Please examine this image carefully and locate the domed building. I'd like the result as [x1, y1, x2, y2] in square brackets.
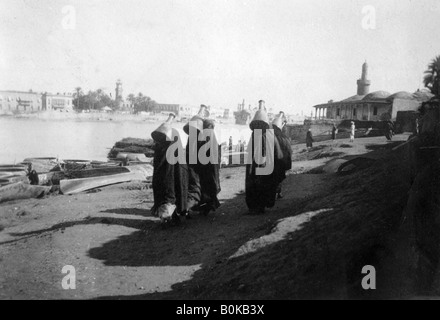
[313, 62, 434, 121]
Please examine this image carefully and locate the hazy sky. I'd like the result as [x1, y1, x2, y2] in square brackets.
[1, 0, 440, 114]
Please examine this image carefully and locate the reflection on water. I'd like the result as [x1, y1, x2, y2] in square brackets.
[0, 118, 252, 164]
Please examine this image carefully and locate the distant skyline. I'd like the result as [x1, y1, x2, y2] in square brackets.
[1, 0, 440, 114]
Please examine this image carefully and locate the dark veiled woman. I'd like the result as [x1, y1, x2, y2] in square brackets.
[151, 114, 189, 225]
[245, 100, 283, 214]
[272, 112, 292, 199]
[185, 106, 221, 216]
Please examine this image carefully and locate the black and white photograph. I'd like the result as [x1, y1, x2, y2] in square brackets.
[1, 0, 440, 304]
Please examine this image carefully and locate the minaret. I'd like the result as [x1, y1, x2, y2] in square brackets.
[115, 79, 123, 100]
[115, 79, 123, 108]
[357, 61, 371, 96]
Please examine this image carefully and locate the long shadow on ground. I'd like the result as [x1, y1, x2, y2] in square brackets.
[87, 189, 296, 268]
[9, 145, 414, 299]
[92, 146, 414, 300]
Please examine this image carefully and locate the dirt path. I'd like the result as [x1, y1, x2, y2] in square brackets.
[0, 134, 410, 299]
[0, 164, 329, 299]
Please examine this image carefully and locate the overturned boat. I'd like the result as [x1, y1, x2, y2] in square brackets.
[59, 164, 153, 195]
[0, 182, 51, 203]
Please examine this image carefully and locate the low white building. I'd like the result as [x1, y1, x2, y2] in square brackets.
[42, 92, 74, 112]
[0, 90, 74, 114]
[0, 90, 42, 113]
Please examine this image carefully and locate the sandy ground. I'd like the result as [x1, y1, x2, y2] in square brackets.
[0, 134, 414, 300]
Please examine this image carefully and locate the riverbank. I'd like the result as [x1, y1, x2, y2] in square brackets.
[1, 111, 170, 123]
[0, 111, 237, 125]
[0, 134, 424, 299]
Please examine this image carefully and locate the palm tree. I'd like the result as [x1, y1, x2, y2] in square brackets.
[127, 93, 135, 107]
[74, 87, 83, 110]
[423, 55, 440, 97]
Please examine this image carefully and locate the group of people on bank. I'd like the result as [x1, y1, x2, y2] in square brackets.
[149, 100, 292, 225]
[150, 104, 220, 225]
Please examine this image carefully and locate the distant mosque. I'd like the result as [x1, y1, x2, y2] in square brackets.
[313, 61, 434, 121]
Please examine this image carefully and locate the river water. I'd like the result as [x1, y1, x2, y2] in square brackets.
[0, 117, 252, 164]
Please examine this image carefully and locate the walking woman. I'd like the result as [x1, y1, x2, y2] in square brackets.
[332, 123, 338, 141]
[272, 112, 292, 199]
[245, 100, 282, 215]
[185, 105, 221, 216]
[350, 121, 356, 143]
[306, 129, 314, 150]
[151, 113, 189, 226]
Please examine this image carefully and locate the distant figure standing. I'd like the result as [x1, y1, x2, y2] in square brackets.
[385, 120, 394, 141]
[121, 156, 130, 167]
[415, 118, 420, 135]
[236, 140, 242, 152]
[229, 136, 233, 165]
[350, 121, 356, 143]
[306, 129, 314, 150]
[239, 140, 245, 164]
[272, 112, 292, 200]
[332, 124, 337, 141]
[27, 163, 39, 186]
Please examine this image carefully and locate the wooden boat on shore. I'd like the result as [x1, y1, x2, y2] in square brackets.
[0, 164, 29, 186]
[1, 175, 29, 185]
[0, 164, 58, 186]
[60, 171, 145, 195]
[0, 168, 27, 172]
[0, 182, 51, 203]
[0, 165, 27, 170]
[64, 166, 131, 179]
[59, 164, 153, 195]
[90, 160, 120, 168]
[0, 167, 27, 181]
[0, 169, 27, 178]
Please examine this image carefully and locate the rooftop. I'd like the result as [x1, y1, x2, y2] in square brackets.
[315, 90, 435, 108]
